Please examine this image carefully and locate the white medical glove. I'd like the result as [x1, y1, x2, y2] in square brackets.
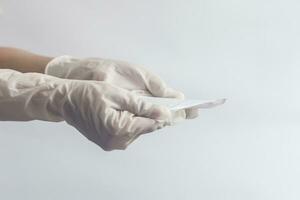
[45, 56, 199, 119]
[0, 69, 172, 151]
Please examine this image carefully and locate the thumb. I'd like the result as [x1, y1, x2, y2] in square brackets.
[122, 93, 173, 123]
[144, 74, 185, 99]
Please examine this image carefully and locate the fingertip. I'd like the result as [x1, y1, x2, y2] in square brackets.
[129, 117, 167, 140]
[185, 108, 199, 119]
[149, 105, 172, 122]
[130, 96, 172, 124]
[164, 88, 185, 100]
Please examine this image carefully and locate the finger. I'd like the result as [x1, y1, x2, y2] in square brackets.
[162, 87, 185, 100]
[185, 108, 199, 119]
[130, 89, 152, 97]
[122, 116, 166, 147]
[105, 109, 166, 150]
[144, 73, 185, 99]
[114, 61, 184, 99]
[89, 82, 171, 122]
[124, 115, 165, 138]
[171, 108, 199, 122]
[120, 93, 173, 122]
[170, 109, 186, 124]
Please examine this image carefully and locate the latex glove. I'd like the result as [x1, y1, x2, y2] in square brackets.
[0, 69, 171, 151]
[45, 56, 199, 119]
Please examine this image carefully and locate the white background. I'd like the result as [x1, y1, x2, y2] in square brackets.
[1, 0, 300, 199]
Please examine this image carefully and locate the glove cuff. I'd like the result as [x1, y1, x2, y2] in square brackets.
[44, 55, 75, 78]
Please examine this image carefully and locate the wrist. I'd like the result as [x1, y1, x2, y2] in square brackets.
[33, 55, 54, 74]
[44, 55, 76, 77]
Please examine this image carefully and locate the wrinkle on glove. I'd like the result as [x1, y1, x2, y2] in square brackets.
[45, 56, 199, 120]
[0, 69, 172, 151]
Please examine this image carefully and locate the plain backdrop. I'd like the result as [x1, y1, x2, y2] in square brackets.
[0, 0, 300, 199]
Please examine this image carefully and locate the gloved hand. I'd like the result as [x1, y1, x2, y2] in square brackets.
[0, 69, 172, 151]
[45, 56, 199, 119]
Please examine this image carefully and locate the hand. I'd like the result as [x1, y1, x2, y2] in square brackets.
[45, 56, 184, 98]
[59, 80, 172, 150]
[0, 70, 172, 151]
[45, 56, 199, 119]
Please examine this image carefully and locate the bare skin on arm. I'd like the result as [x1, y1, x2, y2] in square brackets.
[0, 47, 52, 73]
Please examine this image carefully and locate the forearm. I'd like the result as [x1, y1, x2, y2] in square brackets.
[0, 47, 53, 73]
